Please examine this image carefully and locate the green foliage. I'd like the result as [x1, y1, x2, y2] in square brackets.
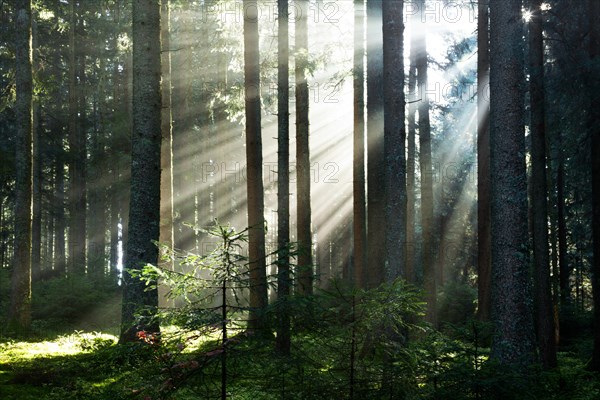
[437, 281, 477, 328]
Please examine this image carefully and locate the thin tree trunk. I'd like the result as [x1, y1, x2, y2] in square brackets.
[406, 18, 417, 285]
[120, 0, 162, 343]
[68, 0, 87, 275]
[366, 0, 385, 287]
[54, 143, 66, 276]
[159, 0, 174, 274]
[588, 0, 600, 372]
[353, 0, 367, 288]
[295, 0, 313, 295]
[243, 0, 268, 332]
[9, 0, 33, 332]
[414, 0, 436, 325]
[529, 0, 557, 368]
[477, 0, 491, 322]
[276, 0, 291, 355]
[31, 15, 42, 280]
[382, 0, 406, 281]
[489, 0, 535, 366]
[557, 133, 569, 303]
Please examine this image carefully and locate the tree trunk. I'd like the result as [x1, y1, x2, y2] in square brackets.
[295, 0, 313, 295]
[529, 0, 557, 368]
[9, 0, 33, 333]
[120, 0, 162, 343]
[406, 16, 417, 285]
[477, 0, 492, 322]
[489, 0, 535, 366]
[159, 0, 174, 274]
[243, 0, 268, 332]
[68, 0, 87, 275]
[353, 0, 367, 288]
[382, 0, 406, 281]
[557, 132, 569, 303]
[276, 0, 291, 355]
[54, 141, 66, 276]
[366, 0, 385, 287]
[414, 0, 436, 325]
[588, 0, 600, 372]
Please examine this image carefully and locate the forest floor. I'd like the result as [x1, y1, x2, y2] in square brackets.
[1, 327, 600, 400]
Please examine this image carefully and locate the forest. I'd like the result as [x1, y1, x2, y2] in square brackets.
[1, 0, 599, 399]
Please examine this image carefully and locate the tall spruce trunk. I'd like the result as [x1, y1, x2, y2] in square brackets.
[68, 0, 87, 275]
[9, 0, 33, 332]
[489, 0, 535, 366]
[243, 0, 268, 332]
[406, 17, 417, 285]
[159, 0, 174, 273]
[353, 0, 367, 288]
[588, 0, 600, 372]
[477, 0, 491, 321]
[382, 0, 406, 281]
[295, 0, 313, 295]
[414, 0, 436, 324]
[366, 0, 385, 287]
[120, 0, 162, 342]
[276, 0, 291, 354]
[529, 0, 557, 369]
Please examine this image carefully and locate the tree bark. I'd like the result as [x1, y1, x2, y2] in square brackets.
[588, 0, 600, 372]
[243, 0, 268, 332]
[9, 0, 33, 333]
[295, 0, 313, 295]
[276, 0, 291, 355]
[477, 0, 491, 321]
[382, 0, 406, 281]
[489, 0, 535, 366]
[366, 0, 385, 287]
[406, 14, 417, 285]
[120, 0, 162, 343]
[353, 0, 367, 288]
[159, 0, 174, 274]
[529, 0, 557, 368]
[414, 0, 436, 325]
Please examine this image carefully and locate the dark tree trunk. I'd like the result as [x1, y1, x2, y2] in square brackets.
[276, 0, 291, 355]
[9, 0, 33, 332]
[382, 0, 406, 281]
[415, 0, 436, 324]
[366, 0, 385, 287]
[54, 141, 66, 276]
[353, 0, 367, 288]
[477, 0, 491, 322]
[588, 0, 600, 372]
[159, 0, 174, 273]
[406, 18, 417, 285]
[120, 0, 162, 343]
[557, 132, 569, 303]
[295, 0, 313, 295]
[243, 0, 268, 332]
[529, 0, 557, 369]
[489, 0, 535, 366]
[68, 0, 87, 275]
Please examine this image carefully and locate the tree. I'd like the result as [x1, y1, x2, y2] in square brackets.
[382, 0, 405, 280]
[414, 0, 436, 324]
[366, 0, 384, 287]
[489, 0, 535, 366]
[243, 0, 268, 332]
[406, 12, 417, 285]
[120, 0, 162, 343]
[160, 0, 174, 273]
[276, 0, 291, 354]
[8, 0, 33, 332]
[529, 0, 557, 369]
[295, 0, 312, 295]
[588, 0, 600, 372]
[477, 0, 491, 322]
[353, 0, 366, 288]
[68, 0, 87, 275]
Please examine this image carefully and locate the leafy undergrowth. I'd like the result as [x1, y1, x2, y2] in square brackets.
[1, 327, 599, 400]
